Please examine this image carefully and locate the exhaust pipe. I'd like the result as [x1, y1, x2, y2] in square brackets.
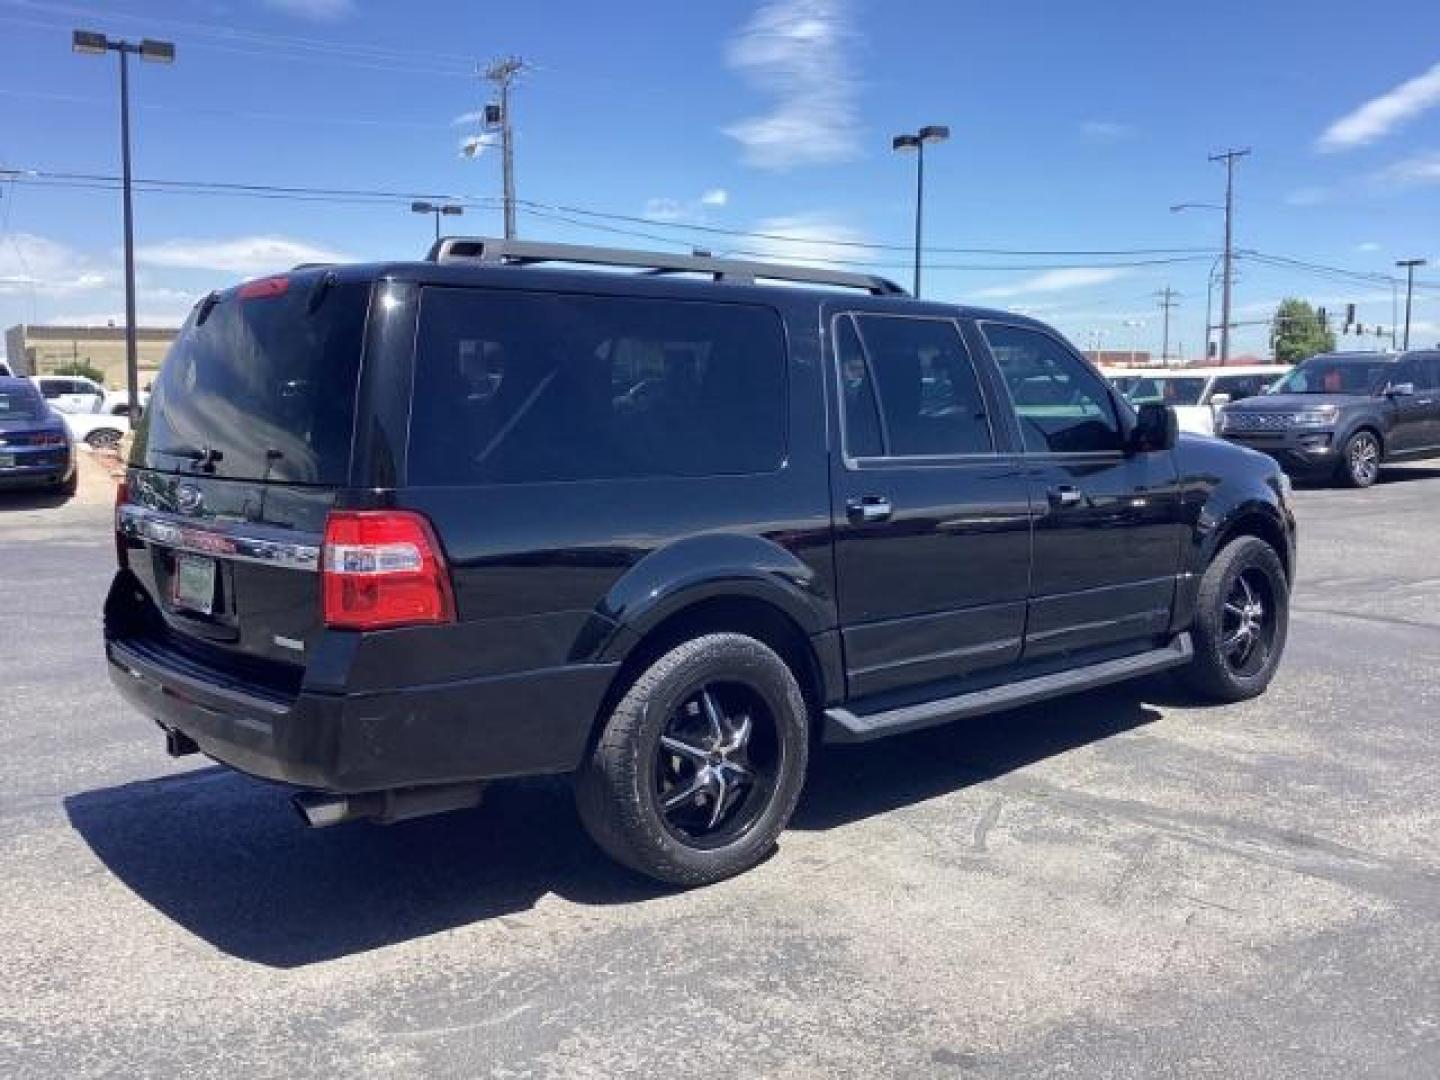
[292, 782, 485, 829]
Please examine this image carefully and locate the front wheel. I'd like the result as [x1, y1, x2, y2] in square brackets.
[1337, 429, 1381, 488]
[1179, 536, 1289, 702]
[575, 633, 809, 886]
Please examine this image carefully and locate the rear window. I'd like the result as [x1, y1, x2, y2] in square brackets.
[0, 384, 46, 419]
[407, 288, 787, 485]
[133, 277, 369, 484]
[1126, 376, 1207, 406]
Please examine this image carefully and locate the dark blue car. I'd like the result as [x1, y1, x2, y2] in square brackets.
[0, 376, 77, 495]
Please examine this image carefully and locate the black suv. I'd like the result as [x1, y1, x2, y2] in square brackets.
[1219, 350, 1440, 487]
[104, 239, 1296, 885]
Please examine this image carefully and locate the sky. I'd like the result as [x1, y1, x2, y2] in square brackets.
[1, 0, 1439, 362]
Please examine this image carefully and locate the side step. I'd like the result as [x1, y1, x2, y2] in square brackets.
[824, 634, 1192, 744]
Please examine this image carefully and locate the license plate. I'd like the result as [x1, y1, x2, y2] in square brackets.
[0, 453, 14, 468]
[173, 554, 217, 615]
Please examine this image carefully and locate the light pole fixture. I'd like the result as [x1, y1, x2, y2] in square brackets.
[892, 124, 949, 297]
[73, 29, 174, 424]
[412, 201, 464, 242]
[1396, 258, 1427, 350]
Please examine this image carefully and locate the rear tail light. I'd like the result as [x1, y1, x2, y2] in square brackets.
[321, 510, 455, 630]
[238, 275, 290, 300]
[114, 478, 129, 570]
[34, 432, 66, 446]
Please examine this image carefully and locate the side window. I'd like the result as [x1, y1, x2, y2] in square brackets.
[847, 315, 993, 457]
[836, 316, 883, 458]
[38, 380, 61, 399]
[1213, 375, 1265, 401]
[982, 323, 1123, 454]
[1415, 355, 1440, 390]
[407, 289, 787, 485]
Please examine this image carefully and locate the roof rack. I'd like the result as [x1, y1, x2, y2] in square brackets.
[424, 236, 906, 296]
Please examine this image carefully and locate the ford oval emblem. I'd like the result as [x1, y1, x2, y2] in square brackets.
[176, 483, 204, 515]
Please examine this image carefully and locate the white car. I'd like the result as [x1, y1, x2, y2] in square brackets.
[1106, 365, 1290, 436]
[61, 410, 129, 450]
[32, 375, 107, 415]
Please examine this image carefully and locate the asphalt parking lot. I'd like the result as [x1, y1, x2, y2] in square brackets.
[1, 460, 1437, 1079]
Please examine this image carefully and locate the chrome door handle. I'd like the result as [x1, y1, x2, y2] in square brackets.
[846, 496, 893, 523]
[1049, 485, 1083, 508]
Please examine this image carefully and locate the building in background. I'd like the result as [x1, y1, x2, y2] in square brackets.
[3, 323, 178, 388]
[1083, 349, 1155, 368]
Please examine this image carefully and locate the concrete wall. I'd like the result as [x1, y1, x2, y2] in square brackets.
[3, 325, 178, 388]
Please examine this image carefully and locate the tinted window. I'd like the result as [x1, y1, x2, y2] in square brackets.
[1412, 355, 1440, 389]
[0, 384, 46, 420]
[1271, 358, 1393, 395]
[1212, 374, 1272, 401]
[408, 289, 786, 485]
[134, 276, 370, 484]
[984, 323, 1122, 454]
[37, 381, 62, 399]
[843, 315, 992, 457]
[1127, 376, 1207, 406]
[836, 316, 883, 458]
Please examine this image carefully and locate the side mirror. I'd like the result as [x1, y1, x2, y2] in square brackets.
[1209, 392, 1232, 408]
[1130, 401, 1178, 454]
[1386, 382, 1415, 398]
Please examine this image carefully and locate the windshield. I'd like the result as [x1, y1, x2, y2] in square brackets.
[1271, 358, 1395, 396]
[133, 276, 369, 484]
[1125, 376, 1208, 406]
[0, 385, 47, 421]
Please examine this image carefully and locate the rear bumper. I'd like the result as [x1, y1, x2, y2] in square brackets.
[0, 460, 73, 489]
[107, 637, 618, 793]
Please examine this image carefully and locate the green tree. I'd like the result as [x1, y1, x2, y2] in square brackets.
[1271, 298, 1335, 364]
[50, 360, 107, 384]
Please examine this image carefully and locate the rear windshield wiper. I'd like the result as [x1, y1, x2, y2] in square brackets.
[153, 443, 224, 470]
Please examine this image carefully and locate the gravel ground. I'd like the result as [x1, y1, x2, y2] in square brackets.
[1, 458, 1437, 1079]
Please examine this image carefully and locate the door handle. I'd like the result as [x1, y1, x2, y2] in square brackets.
[846, 495, 893, 523]
[1049, 485, 1083, 509]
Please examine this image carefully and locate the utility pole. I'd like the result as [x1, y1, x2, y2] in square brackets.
[1155, 287, 1180, 365]
[1209, 148, 1250, 365]
[1396, 258, 1427, 350]
[484, 56, 526, 239]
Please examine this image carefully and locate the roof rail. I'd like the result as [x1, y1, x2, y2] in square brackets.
[424, 236, 906, 296]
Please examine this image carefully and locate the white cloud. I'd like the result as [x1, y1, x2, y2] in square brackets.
[1079, 120, 1135, 143]
[1355, 241, 1382, 253]
[0, 234, 108, 296]
[643, 189, 731, 223]
[262, 0, 355, 21]
[1369, 150, 1440, 190]
[742, 213, 866, 267]
[973, 267, 1130, 301]
[136, 236, 350, 276]
[1317, 61, 1440, 152]
[643, 198, 687, 223]
[699, 188, 729, 207]
[724, 0, 860, 170]
[453, 110, 487, 126]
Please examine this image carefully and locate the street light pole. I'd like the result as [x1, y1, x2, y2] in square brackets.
[1396, 258, 1427, 350]
[411, 201, 463, 243]
[892, 125, 949, 297]
[73, 30, 173, 425]
[1209, 148, 1250, 364]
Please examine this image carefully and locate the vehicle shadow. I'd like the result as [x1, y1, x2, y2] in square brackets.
[65, 679, 1173, 969]
[1379, 465, 1440, 484]
[0, 487, 72, 511]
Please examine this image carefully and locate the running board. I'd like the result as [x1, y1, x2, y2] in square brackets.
[824, 634, 1193, 744]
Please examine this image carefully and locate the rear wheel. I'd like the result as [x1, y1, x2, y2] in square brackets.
[575, 633, 809, 886]
[84, 428, 123, 451]
[1337, 429, 1381, 488]
[55, 469, 78, 498]
[1179, 536, 1289, 702]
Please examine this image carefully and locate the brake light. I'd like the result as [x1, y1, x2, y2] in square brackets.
[114, 478, 129, 570]
[34, 432, 66, 446]
[238, 275, 289, 300]
[321, 511, 455, 630]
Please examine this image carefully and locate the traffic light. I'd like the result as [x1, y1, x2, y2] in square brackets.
[1345, 303, 1356, 327]
[1317, 307, 1327, 328]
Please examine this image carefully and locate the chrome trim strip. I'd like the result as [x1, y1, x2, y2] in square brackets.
[118, 504, 321, 572]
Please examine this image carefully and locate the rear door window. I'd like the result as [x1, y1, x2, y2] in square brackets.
[134, 275, 370, 485]
[407, 288, 787, 485]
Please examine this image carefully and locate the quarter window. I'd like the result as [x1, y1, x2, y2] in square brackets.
[983, 323, 1123, 454]
[408, 289, 787, 485]
[838, 314, 993, 458]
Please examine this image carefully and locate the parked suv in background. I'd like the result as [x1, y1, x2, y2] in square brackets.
[104, 239, 1297, 885]
[31, 374, 106, 415]
[1219, 350, 1440, 487]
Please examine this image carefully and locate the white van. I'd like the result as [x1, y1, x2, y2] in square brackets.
[1107, 366, 1290, 436]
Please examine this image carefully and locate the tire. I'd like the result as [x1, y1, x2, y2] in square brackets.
[1178, 536, 1289, 702]
[56, 469, 78, 498]
[1336, 429, 1381, 488]
[84, 429, 123, 451]
[575, 633, 809, 886]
